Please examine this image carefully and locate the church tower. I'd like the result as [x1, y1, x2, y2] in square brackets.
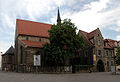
[57, 8, 61, 24]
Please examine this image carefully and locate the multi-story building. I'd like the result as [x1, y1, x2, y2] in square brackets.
[79, 28, 116, 72]
[78, 28, 120, 72]
[104, 39, 115, 71]
[104, 39, 120, 71]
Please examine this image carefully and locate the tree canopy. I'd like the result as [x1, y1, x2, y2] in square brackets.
[115, 47, 120, 65]
[43, 19, 84, 66]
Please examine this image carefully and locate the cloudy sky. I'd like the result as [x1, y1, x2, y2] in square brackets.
[0, 0, 120, 53]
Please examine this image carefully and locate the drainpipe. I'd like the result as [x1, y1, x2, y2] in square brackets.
[114, 55, 116, 75]
[113, 47, 116, 75]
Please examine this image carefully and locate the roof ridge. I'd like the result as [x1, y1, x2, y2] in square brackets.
[17, 19, 51, 37]
[104, 39, 116, 41]
[4, 46, 14, 54]
[79, 30, 88, 33]
[88, 28, 97, 34]
[17, 19, 52, 26]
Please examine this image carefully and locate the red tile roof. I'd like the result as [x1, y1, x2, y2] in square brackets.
[79, 29, 98, 46]
[22, 40, 46, 48]
[17, 19, 52, 37]
[87, 29, 97, 39]
[79, 30, 88, 39]
[104, 39, 120, 48]
[104, 39, 115, 42]
[79, 29, 97, 39]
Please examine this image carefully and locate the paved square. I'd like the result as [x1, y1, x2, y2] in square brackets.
[0, 71, 120, 82]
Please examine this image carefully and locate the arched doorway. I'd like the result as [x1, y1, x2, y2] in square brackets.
[97, 60, 104, 72]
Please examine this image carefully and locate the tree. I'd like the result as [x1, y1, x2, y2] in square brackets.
[115, 47, 120, 65]
[43, 19, 84, 66]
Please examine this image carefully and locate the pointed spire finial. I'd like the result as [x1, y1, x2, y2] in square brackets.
[57, 7, 61, 24]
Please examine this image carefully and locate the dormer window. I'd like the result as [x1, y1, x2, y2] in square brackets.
[90, 38, 94, 44]
[105, 42, 108, 47]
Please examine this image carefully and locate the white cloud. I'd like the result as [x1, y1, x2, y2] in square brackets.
[51, 0, 111, 32]
[50, 0, 120, 33]
[0, 0, 65, 28]
[117, 20, 120, 26]
[110, 27, 120, 32]
[1, 0, 120, 52]
[53, 0, 65, 6]
[84, 0, 110, 12]
[66, 0, 78, 7]
[117, 35, 120, 41]
[0, 41, 12, 53]
[26, 0, 55, 20]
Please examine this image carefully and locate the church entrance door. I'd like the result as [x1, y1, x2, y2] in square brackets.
[97, 60, 104, 72]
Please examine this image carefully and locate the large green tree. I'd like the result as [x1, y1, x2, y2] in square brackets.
[115, 47, 120, 65]
[43, 19, 84, 66]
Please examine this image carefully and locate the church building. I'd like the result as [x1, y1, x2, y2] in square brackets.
[13, 9, 94, 72]
[14, 19, 51, 71]
[2, 9, 118, 73]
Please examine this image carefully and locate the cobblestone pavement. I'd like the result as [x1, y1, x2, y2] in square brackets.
[0, 71, 120, 82]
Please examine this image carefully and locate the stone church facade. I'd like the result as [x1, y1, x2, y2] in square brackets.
[14, 19, 51, 71]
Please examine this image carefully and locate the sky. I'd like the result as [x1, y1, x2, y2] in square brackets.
[0, 0, 120, 53]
